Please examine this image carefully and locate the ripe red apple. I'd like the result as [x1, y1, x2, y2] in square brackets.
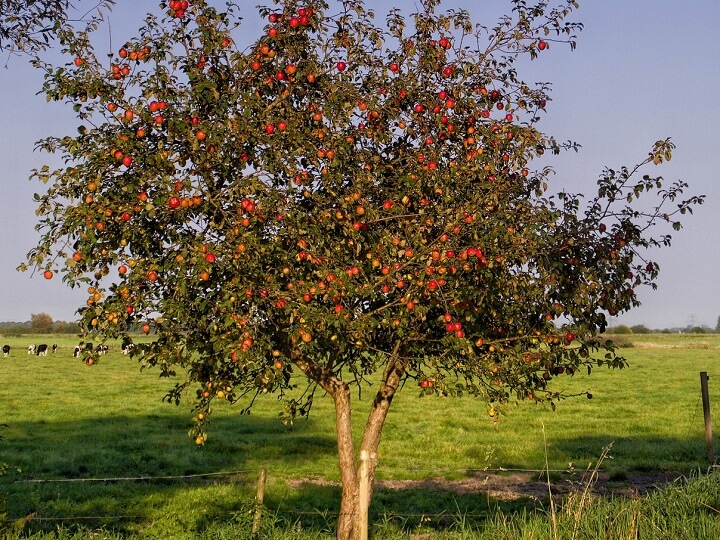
[441, 65, 454, 78]
[389, 62, 400, 73]
[169, 196, 181, 209]
[537, 40, 548, 50]
[205, 253, 216, 263]
[122, 156, 133, 167]
[43, 270, 53, 280]
[336, 61, 347, 72]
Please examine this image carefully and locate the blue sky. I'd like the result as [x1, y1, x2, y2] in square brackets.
[1, 1, 718, 329]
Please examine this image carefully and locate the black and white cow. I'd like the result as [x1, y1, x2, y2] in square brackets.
[27, 344, 36, 354]
[96, 344, 109, 355]
[2, 345, 9, 357]
[36, 344, 48, 356]
[52, 344, 58, 354]
[73, 346, 81, 358]
[121, 343, 134, 355]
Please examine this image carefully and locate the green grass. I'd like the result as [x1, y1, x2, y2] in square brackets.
[1, 333, 720, 538]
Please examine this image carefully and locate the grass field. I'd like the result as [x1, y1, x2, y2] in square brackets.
[1, 333, 719, 538]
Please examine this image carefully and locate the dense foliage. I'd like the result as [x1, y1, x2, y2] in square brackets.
[22, 1, 702, 537]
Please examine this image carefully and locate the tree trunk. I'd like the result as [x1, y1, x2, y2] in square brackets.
[293, 351, 405, 540]
[358, 355, 406, 505]
[334, 380, 360, 540]
[336, 354, 406, 540]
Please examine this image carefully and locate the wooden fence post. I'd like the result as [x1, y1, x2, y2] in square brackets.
[700, 372, 715, 466]
[252, 468, 267, 538]
[358, 450, 370, 540]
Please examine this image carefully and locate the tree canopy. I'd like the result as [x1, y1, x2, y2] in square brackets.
[0, 0, 114, 58]
[30, 312, 54, 334]
[22, 1, 703, 538]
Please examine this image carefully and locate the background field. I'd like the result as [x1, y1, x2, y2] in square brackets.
[1, 333, 719, 537]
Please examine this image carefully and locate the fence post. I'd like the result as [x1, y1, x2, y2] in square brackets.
[252, 468, 267, 538]
[358, 450, 370, 540]
[700, 372, 715, 466]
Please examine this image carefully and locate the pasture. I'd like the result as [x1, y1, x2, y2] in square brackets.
[1, 333, 719, 538]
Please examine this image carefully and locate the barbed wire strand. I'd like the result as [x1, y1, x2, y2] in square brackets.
[14, 466, 578, 484]
[20, 469, 257, 483]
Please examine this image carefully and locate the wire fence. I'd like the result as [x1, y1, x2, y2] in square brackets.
[15, 465, 579, 485]
[7, 463, 709, 527]
[0, 463, 599, 527]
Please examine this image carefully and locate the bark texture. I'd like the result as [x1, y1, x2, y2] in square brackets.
[294, 350, 406, 540]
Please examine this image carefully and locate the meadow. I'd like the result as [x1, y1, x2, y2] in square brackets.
[1, 333, 719, 538]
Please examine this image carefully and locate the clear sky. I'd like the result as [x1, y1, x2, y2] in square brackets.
[1, 1, 718, 329]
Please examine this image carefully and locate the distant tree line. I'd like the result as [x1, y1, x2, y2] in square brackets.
[608, 323, 717, 335]
[0, 313, 79, 335]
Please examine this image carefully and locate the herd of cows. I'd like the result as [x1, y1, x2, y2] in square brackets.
[2, 343, 133, 357]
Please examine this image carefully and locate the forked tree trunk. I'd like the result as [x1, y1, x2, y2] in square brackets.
[334, 355, 406, 540]
[293, 352, 405, 540]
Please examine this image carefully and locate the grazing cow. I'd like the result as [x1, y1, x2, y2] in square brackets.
[2, 345, 9, 357]
[73, 346, 81, 358]
[36, 344, 48, 356]
[121, 343, 134, 355]
[52, 344, 58, 354]
[96, 344, 109, 355]
[27, 344, 36, 354]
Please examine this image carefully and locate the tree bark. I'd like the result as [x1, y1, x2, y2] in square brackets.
[334, 381, 360, 540]
[358, 354, 406, 505]
[293, 349, 406, 540]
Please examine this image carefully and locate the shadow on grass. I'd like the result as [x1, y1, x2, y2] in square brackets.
[0, 413, 709, 537]
[547, 433, 706, 473]
[0, 413, 336, 536]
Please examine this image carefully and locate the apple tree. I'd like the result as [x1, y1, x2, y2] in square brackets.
[23, 0, 703, 538]
[0, 0, 114, 57]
